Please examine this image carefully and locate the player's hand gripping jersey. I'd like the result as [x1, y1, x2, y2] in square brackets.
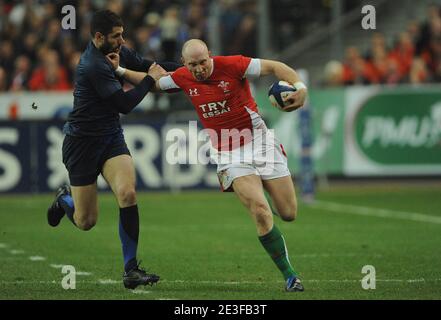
[159, 55, 263, 151]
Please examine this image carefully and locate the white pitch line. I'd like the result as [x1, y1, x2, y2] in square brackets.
[0, 278, 440, 285]
[310, 200, 441, 225]
[131, 289, 152, 294]
[9, 249, 25, 255]
[0, 280, 58, 284]
[164, 279, 246, 285]
[98, 279, 119, 285]
[306, 279, 428, 283]
[1, 240, 94, 283]
[162, 278, 441, 284]
[0, 243, 8, 248]
[49, 264, 92, 275]
[29, 256, 46, 261]
[295, 253, 383, 258]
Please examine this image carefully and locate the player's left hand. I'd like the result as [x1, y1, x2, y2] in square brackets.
[283, 88, 307, 112]
[106, 53, 120, 70]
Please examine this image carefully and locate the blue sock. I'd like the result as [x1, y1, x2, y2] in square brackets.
[59, 195, 76, 226]
[119, 205, 139, 272]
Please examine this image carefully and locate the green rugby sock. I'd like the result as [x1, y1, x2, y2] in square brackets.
[258, 225, 297, 280]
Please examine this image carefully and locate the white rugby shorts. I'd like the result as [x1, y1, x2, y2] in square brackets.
[210, 126, 291, 192]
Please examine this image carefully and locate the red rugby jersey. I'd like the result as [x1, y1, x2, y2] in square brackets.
[159, 55, 261, 150]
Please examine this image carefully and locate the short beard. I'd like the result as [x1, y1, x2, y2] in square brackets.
[100, 40, 117, 55]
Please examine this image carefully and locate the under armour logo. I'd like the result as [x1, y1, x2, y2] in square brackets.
[189, 88, 199, 96]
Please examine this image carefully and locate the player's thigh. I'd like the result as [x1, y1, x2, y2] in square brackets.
[232, 174, 270, 213]
[101, 154, 137, 206]
[71, 183, 99, 221]
[262, 176, 298, 221]
[233, 174, 274, 234]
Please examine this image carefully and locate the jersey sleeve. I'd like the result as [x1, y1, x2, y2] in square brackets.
[120, 46, 148, 71]
[244, 58, 261, 78]
[120, 46, 182, 72]
[158, 61, 182, 71]
[158, 75, 180, 91]
[88, 61, 122, 99]
[221, 55, 254, 79]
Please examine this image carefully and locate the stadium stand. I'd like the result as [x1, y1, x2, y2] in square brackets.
[323, 3, 441, 86]
[0, 0, 370, 92]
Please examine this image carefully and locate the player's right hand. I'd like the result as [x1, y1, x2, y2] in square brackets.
[106, 53, 120, 70]
[147, 63, 170, 81]
[283, 88, 307, 112]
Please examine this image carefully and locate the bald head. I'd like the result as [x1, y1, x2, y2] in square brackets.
[181, 39, 212, 81]
[181, 39, 209, 59]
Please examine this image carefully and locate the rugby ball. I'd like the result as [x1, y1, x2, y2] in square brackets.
[268, 81, 297, 112]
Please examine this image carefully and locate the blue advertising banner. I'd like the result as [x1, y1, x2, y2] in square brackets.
[0, 120, 219, 194]
[0, 122, 32, 193]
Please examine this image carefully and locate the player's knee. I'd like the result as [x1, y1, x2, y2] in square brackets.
[277, 199, 297, 222]
[256, 215, 273, 234]
[282, 213, 296, 222]
[282, 203, 297, 222]
[252, 201, 273, 229]
[251, 200, 271, 216]
[116, 186, 137, 206]
[76, 217, 96, 231]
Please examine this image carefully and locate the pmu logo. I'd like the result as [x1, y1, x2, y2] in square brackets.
[189, 88, 199, 96]
[354, 94, 441, 165]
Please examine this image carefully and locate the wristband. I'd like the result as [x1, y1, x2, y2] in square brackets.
[293, 81, 307, 90]
[115, 66, 126, 77]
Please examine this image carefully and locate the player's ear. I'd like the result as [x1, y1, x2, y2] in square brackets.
[180, 56, 185, 65]
[208, 50, 212, 57]
[95, 32, 104, 41]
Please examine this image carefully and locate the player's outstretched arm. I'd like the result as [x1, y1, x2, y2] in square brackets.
[118, 68, 149, 85]
[154, 74, 182, 94]
[103, 54, 170, 115]
[259, 59, 308, 110]
[106, 53, 146, 84]
[105, 76, 155, 115]
[106, 53, 169, 85]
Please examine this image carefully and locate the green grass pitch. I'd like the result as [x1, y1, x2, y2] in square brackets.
[0, 183, 440, 300]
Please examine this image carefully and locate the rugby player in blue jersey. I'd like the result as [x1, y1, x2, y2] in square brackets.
[46, 10, 179, 290]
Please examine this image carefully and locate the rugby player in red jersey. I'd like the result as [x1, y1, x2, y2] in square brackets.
[108, 39, 307, 292]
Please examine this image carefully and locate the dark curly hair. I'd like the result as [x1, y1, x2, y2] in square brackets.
[90, 10, 123, 37]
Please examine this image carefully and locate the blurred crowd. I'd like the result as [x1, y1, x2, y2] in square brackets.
[0, 0, 264, 92]
[3, 0, 438, 92]
[324, 4, 441, 86]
